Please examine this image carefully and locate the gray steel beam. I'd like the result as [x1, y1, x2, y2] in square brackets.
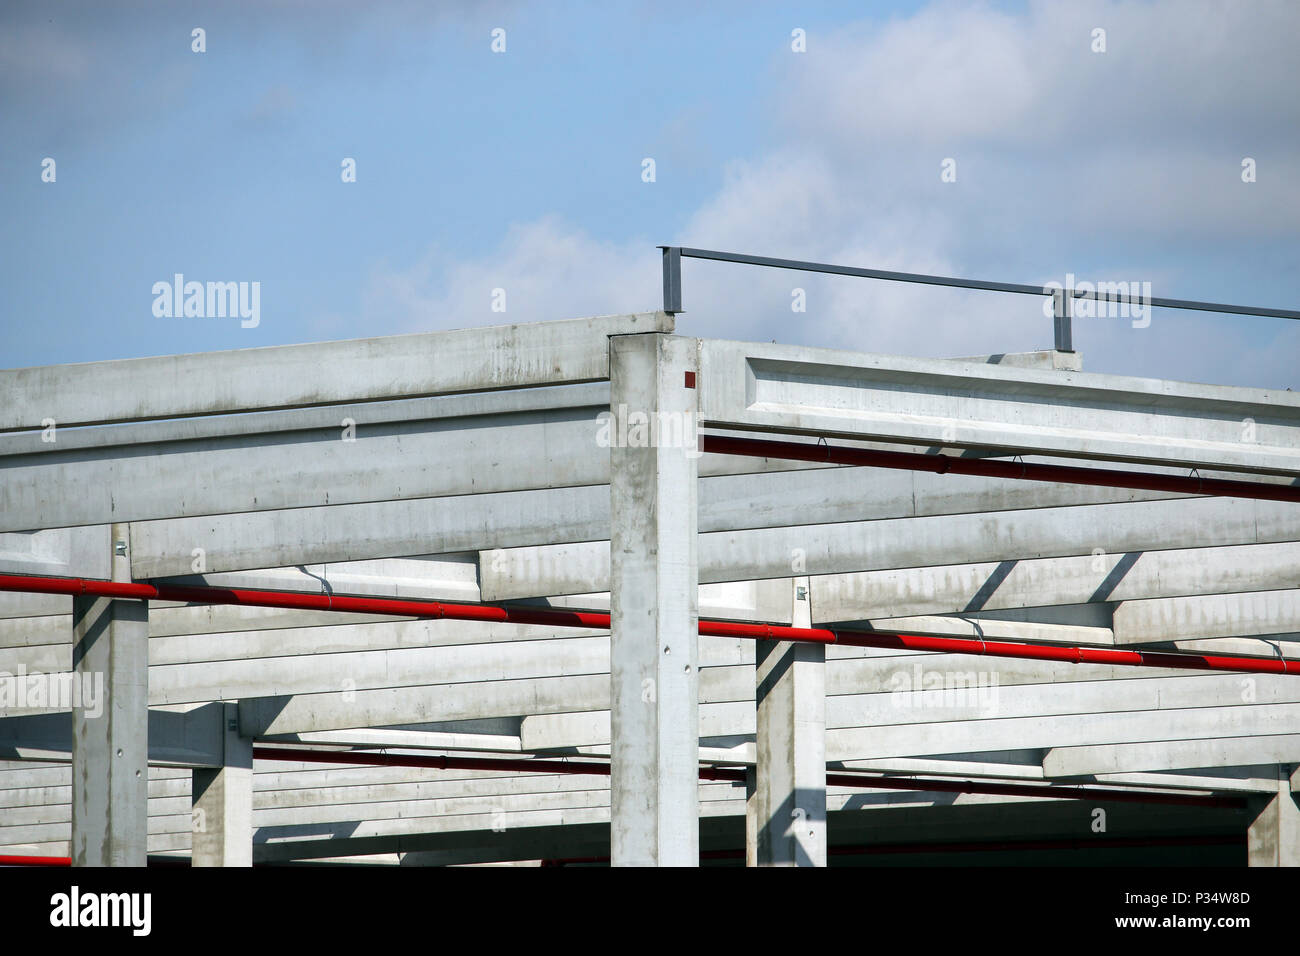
[668, 247, 1300, 323]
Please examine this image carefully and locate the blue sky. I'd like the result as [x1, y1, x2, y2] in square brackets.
[2, 0, 1297, 388]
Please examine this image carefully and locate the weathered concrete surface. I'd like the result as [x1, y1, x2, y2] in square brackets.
[71, 524, 148, 867]
[1247, 766, 1300, 866]
[747, 578, 825, 866]
[192, 703, 253, 867]
[608, 333, 700, 867]
[0, 312, 671, 431]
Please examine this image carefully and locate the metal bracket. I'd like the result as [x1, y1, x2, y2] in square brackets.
[1052, 288, 1074, 353]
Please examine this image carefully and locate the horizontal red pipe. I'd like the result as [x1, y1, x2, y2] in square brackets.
[252, 747, 1243, 809]
[0, 854, 71, 866]
[0, 854, 207, 868]
[702, 433, 1300, 503]
[822, 772, 1245, 808]
[254, 746, 746, 783]
[832, 630, 1297, 674]
[252, 747, 615, 778]
[0, 573, 1293, 675]
[0, 574, 611, 630]
[542, 834, 1244, 865]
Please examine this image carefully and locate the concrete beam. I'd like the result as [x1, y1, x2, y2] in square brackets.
[0, 527, 110, 578]
[228, 641, 756, 737]
[150, 636, 615, 706]
[0, 705, 225, 767]
[472, 496, 1300, 597]
[811, 540, 1300, 623]
[1113, 589, 1300, 645]
[149, 557, 481, 604]
[484, 580, 793, 625]
[1044, 736, 1300, 777]
[118, 441, 1210, 580]
[237, 675, 611, 737]
[698, 338, 1300, 475]
[1, 312, 670, 432]
[122, 444, 832, 580]
[261, 727, 524, 754]
[148, 618, 603, 664]
[3, 394, 608, 532]
[827, 702, 1300, 764]
[951, 350, 1083, 371]
[518, 669, 1300, 753]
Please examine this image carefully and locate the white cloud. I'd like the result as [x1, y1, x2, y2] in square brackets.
[364, 218, 657, 330]
[365, 0, 1298, 388]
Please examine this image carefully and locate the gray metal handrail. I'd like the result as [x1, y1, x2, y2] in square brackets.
[659, 246, 1300, 352]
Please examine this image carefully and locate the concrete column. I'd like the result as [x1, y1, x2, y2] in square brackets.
[747, 577, 826, 866]
[744, 767, 759, 867]
[71, 522, 148, 867]
[608, 332, 699, 866]
[191, 702, 254, 867]
[1247, 764, 1300, 866]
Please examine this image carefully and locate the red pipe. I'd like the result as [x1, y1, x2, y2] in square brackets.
[541, 834, 1244, 865]
[0, 854, 202, 868]
[701, 433, 1300, 503]
[252, 747, 1244, 809]
[0, 572, 1293, 675]
[0, 574, 611, 630]
[831, 630, 1298, 674]
[252, 748, 615, 778]
[821, 772, 1245, 808]
[0, 854, 71, 866]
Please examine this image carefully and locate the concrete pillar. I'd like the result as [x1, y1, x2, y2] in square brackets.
[1247, 764, 1300, 867]
[747, 577, 826, 866]
[744, 767, 759, 867]
[71, 522, 148, 867]
[608, 332, 700, 866]
[191, 702, 254, 867]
